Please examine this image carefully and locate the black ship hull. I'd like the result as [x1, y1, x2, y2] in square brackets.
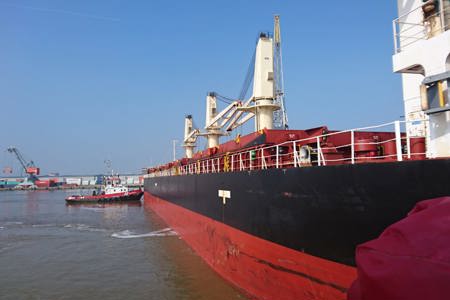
[144, 158, 450, 299]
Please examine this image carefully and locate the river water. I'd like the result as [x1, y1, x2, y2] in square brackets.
[0, 190, 246, 300]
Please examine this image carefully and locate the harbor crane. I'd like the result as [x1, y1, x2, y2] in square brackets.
[6, 147, 40, 182]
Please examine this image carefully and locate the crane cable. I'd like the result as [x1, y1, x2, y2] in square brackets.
[215, 93, 236, 105]
[238, 48, 256, 101]
[213, 39, 257, 106]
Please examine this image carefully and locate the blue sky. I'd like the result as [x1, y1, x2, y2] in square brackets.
[0, 0, 402, 175]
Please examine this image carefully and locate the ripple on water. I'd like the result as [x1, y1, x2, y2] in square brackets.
[0, 190, 246, 300]
[63, 224, 108, 232]
[4, 221, 23, 225]
[111, 228, 178, 239]
[31, 224, 57, 228]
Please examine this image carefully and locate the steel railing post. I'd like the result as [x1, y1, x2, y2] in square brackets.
[395, 120, 403, 161]
[293, 141, 297, 167]
[316, 137, 321, 166]
[393, 20, 399, 53]
[351, 130, 355, 164]
[439, 0, 445, 32]
[276, 146, 279, 168]
[405, 122, 411, 159]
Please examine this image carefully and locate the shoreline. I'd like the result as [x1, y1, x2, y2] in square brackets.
[0, 185, 143, 192]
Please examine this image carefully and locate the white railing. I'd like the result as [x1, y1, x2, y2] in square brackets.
[393, 0, 450, 53]
[145, 119, 429, 178]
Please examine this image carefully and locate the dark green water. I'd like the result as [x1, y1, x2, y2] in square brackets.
[0, 190, 246, 300]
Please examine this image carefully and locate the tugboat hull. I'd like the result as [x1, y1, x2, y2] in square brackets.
[66, 190, 143, 204]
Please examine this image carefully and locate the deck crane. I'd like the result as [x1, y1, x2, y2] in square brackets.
[220, 15, 289, 133]
[183, 94, 254, 158]
[182, 15, 288, 157]
[201, 92, 246, 148]
[6, 147, 40, 182]
[183, 115, 200, 158]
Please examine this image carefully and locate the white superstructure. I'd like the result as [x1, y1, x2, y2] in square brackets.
[103, 176, 129, 195]
[393, 0, 450, 157]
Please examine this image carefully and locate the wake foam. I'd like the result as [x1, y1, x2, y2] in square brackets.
[64, 224, 107, 232]
[80, 207, 106, 212]
[111, 227, 177, 239]
[32, 224, 57, 228]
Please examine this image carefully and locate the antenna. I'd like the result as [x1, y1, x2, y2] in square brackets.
[104, 159, 112, 175]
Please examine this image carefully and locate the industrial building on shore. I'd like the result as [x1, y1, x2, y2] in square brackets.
[0, 174, 143, 190]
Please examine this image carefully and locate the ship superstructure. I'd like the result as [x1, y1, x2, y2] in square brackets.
[393, 0, 450, 158]
[143, 7, 450, 300]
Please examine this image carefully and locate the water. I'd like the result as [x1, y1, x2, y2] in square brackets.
[0, 190, 246, 300]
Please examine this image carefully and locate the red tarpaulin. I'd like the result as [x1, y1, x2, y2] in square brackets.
[348, 196, 450, 300]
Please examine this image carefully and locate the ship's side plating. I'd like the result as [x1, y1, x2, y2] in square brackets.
[145, 159, 450, 265]
[144, 158, 450, 299]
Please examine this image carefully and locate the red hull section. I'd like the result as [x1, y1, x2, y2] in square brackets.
[144, 192, 356, 300]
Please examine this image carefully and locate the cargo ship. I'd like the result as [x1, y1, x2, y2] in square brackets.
[143, 2, 450, 299]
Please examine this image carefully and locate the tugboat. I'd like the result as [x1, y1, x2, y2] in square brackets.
[66, 176, 143, 204]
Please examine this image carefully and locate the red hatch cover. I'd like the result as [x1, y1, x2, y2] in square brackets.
[348, 196, 450, 300]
